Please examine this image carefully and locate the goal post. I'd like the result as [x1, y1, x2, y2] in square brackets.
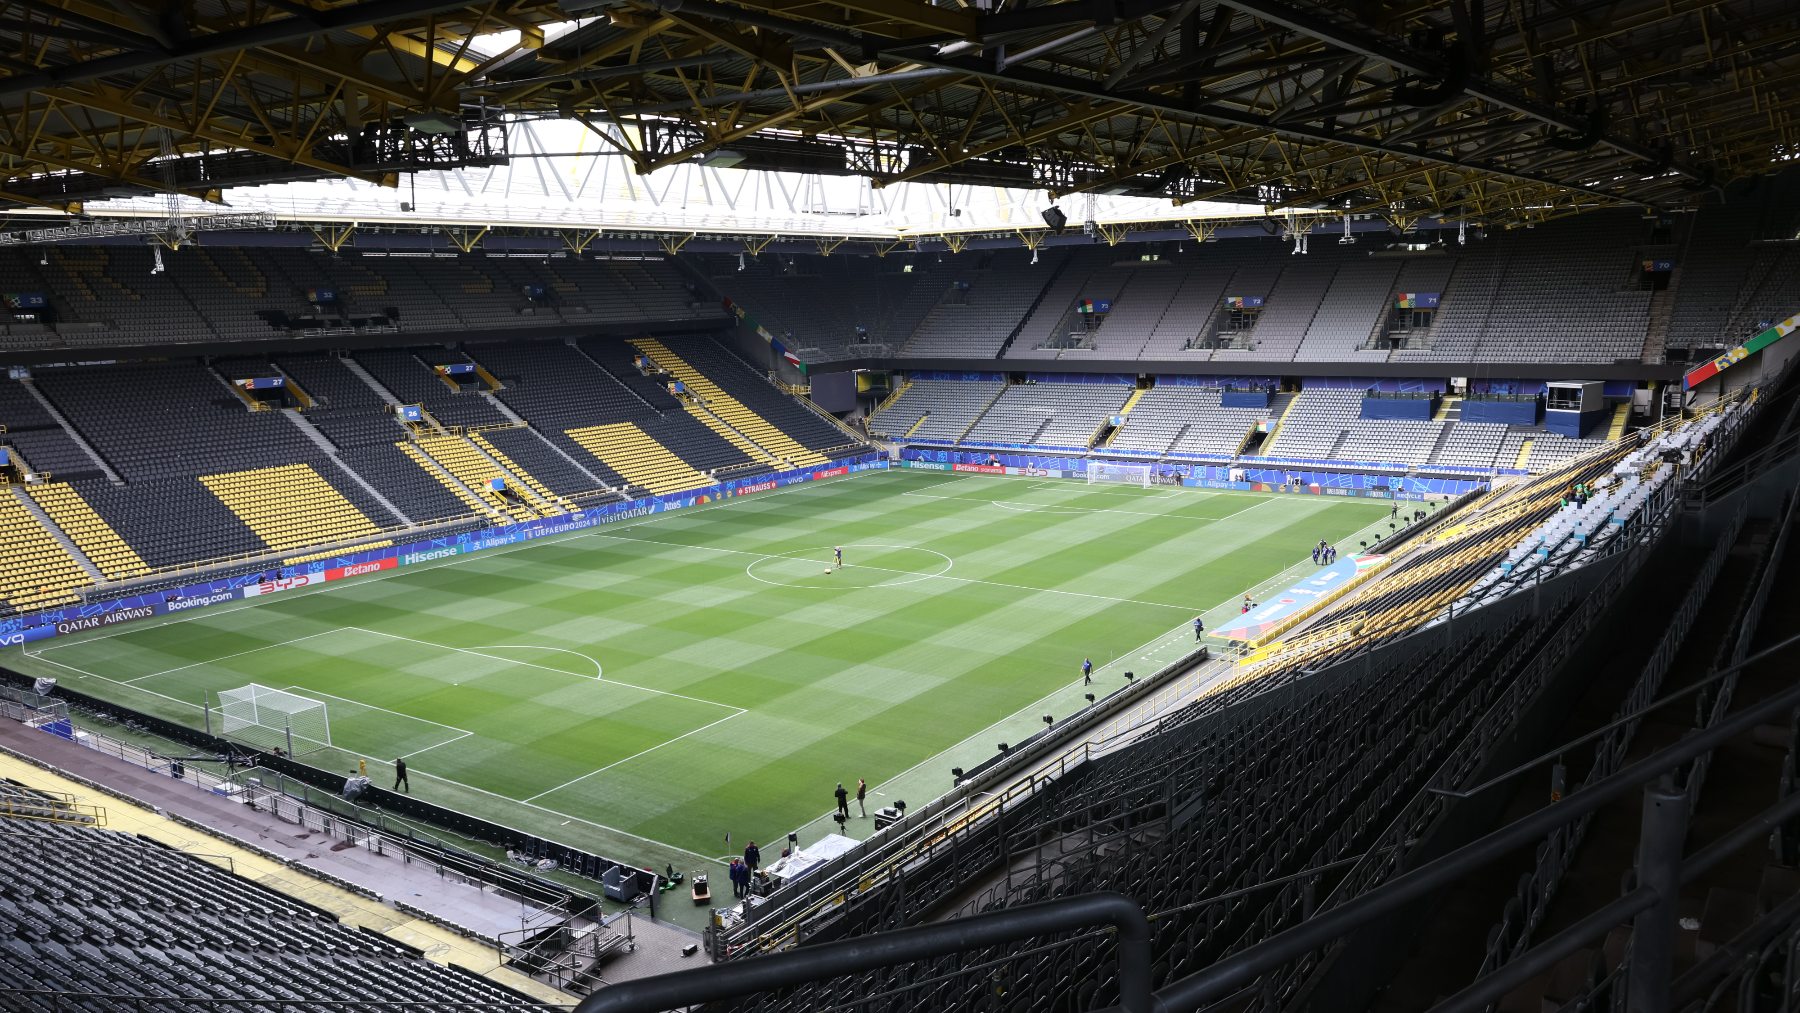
[216, 684, 331, 755]
[1086, 460, 1153, 488]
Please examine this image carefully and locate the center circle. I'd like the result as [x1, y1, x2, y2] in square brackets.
[745, 544, 953, 589]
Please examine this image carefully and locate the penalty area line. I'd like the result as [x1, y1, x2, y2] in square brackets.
[522, 707, 747, 803]
[343, 627, 742, 715]
[20, 632, 723, 867]
[274, 687, 474, 760]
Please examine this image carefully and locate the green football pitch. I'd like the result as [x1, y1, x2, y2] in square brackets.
[5, 469, 1391, 874]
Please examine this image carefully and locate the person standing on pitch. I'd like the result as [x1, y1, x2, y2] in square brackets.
[856, 778, 868, 817]
[743, 840, 761, 876]
[835, 782, 850, 820]
[834, 546, 844, 568]
[1194, 616, 1205, 641]
[1082, 658, 1093, 685]
[392, 757, 409, 793]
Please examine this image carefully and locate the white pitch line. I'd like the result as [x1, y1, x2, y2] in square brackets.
[280, 682, 476, 736]
[19, 466, 889, 656]
[122, 629, 346, 684]
[24, 647, 208, 716]
[397, 731, 475, 761]
[465, 644, 604, 680]
[345, 627, 743, 714]
[23, 628, 726, 865]
[405, 769, 722, 866]
[785, 617, 1200, 840]
[523, 707, 746, 803]
[274, 686, 474, 759]
[586, 531, 1209, 612]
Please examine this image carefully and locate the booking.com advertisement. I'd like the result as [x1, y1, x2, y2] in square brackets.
[0, 455, 885, 646]
[897, 448, 1485, 499]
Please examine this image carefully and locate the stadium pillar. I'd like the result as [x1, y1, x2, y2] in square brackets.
[1627, 780, 1688, 1013]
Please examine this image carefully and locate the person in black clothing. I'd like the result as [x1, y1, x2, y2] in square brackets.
[835, 782, 850, 819]
[856, 778, 868, 817]
[1193, 616, 1205, 640]
[392, 757, 409, 793]
[743, 841, 761, 874]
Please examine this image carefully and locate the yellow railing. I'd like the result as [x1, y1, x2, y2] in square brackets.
[797, 393, 868, 445]
[1262, 393, 1300, 452]
[0, 792, 106, 826]
[871, 379, 912, 418]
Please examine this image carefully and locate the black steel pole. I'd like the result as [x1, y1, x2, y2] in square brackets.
[1626, 782, 1688, 1013]
[573, 892, 1153, 1013]
[1152, 670, 1800, 1011]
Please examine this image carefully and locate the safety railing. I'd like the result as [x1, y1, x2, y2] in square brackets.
[0, 825, 237, 876]
[0, 683, 596, 913]
[721, 644, 1208, 960]
[556, 621, 1800, 1013]
[0, 992, 562, 1012]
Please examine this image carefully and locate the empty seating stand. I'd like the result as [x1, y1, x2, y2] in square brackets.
[0, 809, 542, 1011]
[963, 381, 1132, 449]
[657, 337, 857, 456]
[25, 483, 149, 581]
[565, 423, 714, 495]
[1109, 385, 1265, 457]
[200, 463, 388, 554]
[0, 492, 88, 610]
[870, 379, 1005, 442]
[631, 337, 827, 468]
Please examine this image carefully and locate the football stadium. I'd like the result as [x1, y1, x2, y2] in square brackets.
[0, 3, 1797, 1012]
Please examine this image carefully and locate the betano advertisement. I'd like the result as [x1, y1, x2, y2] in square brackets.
[0, 455, 885, 645]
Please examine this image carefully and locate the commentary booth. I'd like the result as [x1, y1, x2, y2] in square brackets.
[1546, 381, 1609, 438]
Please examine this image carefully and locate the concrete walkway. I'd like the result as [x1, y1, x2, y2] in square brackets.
[0, 719, 703, 999]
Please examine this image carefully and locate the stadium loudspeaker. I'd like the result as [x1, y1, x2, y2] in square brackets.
[1041, 206, 1068, 230]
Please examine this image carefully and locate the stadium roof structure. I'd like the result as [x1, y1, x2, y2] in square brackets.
[1, 0, 1796, 229]
[54, 119, 1272, 246]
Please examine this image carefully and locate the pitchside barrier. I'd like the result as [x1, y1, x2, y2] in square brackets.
[0, 454, 886, 645]
[895, 448, 1489, 499]
[0, 658, 648, 911]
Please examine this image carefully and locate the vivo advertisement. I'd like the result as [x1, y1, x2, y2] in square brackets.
[0, 455, 885, 644]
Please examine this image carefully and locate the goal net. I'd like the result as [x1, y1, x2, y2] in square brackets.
[217, 684, 331, 755]
[1086, 460, 1153, 488]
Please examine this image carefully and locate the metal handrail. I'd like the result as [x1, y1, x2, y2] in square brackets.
[0, 990, 564, 1010]
[1149, 628, 1800, 1010]
[0, 828, 235, 875]
[578, 893, 1153, 1013]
